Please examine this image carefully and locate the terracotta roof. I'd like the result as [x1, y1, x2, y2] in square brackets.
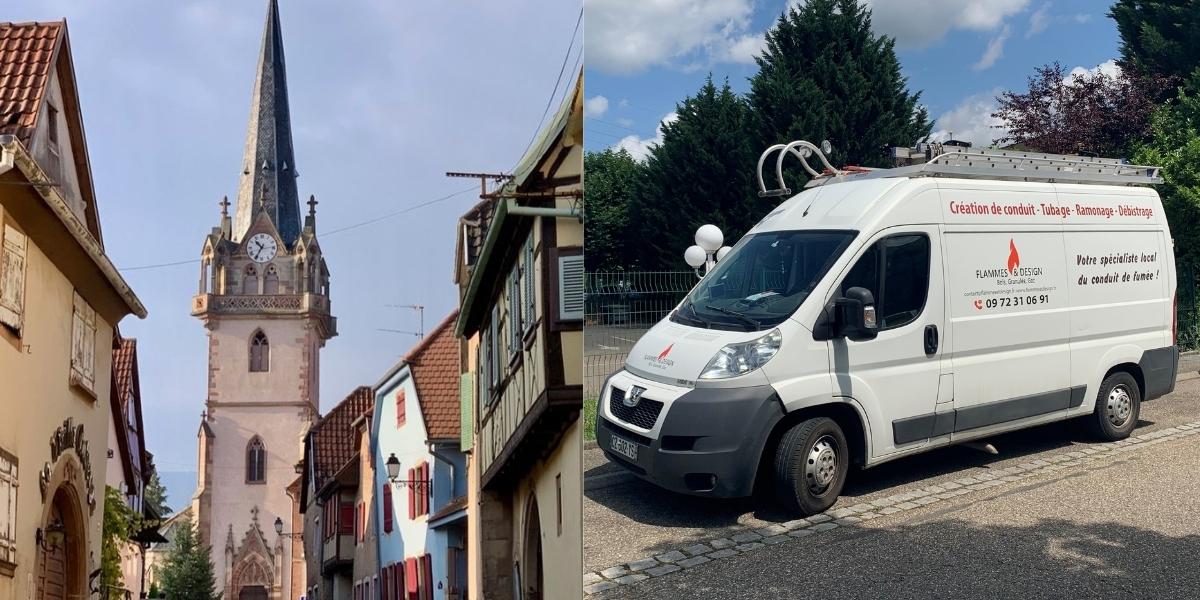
[112, 337, 137, 403]
[309, 386, 374, 490]
[0, 21, 62, 141]
[406, 311, 461, 440]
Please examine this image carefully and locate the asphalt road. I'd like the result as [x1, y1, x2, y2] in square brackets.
[585, 374, 1200, 598]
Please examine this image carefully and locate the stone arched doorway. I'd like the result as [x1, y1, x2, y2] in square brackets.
[38, 484, 86, 600]
[521, 494, 543, 600]
[239, 585, 268, 600]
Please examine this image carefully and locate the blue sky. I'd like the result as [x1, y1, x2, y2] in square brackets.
[7, 0, 581, 509]
[584, 0, 1122, 157]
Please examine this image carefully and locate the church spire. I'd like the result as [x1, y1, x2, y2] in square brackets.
[233, 0, 301, 246]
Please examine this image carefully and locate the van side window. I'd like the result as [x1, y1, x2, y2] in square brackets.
[841, 234, 930, 330]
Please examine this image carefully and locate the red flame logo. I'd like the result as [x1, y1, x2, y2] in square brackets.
[1007, 239, 1020, 273]
[658, 344, 674, 360]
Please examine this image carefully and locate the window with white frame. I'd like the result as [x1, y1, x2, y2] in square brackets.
[0, 224, 28, 335]
[0, 448, 17, 569]
[70, 291, 97, 394]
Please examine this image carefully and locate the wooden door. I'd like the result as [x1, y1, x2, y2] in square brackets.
[39, 506, 67, 600]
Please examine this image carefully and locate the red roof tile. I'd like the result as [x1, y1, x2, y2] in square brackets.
[406, 311, 461, 440]
[310, 386, 374, 490]
[0, 21, 62, 141]
[112, 336, 137, 404]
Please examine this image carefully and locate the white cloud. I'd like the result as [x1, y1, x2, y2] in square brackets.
[584, 0, 757, 74]
[1069, 59, 1121, 80]
[585, 95, 610, 118]
[929, 89, 1007, 148]
[613, 112, 678, 161]
[972, 25, 1010, 71]
[863, 0, 1028, 48]
[722, 32, 766, 64]
[1027, 2, 1050, 37]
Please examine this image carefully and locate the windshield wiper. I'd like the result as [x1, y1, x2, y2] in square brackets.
[682, 300, 710, 327]
[704, 304, 761, 329]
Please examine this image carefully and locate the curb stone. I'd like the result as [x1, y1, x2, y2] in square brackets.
[583, 418, 1200, 596]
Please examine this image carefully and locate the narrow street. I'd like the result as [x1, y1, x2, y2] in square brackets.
[585, 369, 1200, 598]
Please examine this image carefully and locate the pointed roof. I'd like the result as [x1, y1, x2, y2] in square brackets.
[406, 311, 462, 441]
[306, 386, 374, 495]
[0, 21, 62, 141]
[234, 0, 301, 246]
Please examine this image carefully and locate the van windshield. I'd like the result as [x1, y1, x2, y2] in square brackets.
[673, 230, 856, 331]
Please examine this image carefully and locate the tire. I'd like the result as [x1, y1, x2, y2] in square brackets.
[1087, 371, 1141, 441]
[773, 417, 849, 516]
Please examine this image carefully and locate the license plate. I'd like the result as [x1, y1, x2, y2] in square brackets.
[609, 434, 639, 462]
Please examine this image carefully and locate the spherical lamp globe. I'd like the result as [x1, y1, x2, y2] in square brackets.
[695, 224, 724, 252]
[684, 245, 707, 268]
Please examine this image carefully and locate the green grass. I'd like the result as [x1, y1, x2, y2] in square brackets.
[583, 396, 598, 442]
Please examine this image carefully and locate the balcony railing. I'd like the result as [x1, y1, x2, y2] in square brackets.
[191, 292, 337, 336]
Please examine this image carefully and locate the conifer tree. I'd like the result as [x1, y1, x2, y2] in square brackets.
[159, 516, 220, 600]
[749, 0, 930, 176]
[631, 76, 763, 270]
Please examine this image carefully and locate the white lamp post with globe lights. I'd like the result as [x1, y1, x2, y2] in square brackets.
[685, 224, 732, 278]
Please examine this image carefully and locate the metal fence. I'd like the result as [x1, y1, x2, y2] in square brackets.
[1178, 263, 1199, 353]
[584, 271, 696, 399]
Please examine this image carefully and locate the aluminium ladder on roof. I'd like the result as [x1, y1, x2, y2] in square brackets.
[756, 141, 1164, 197]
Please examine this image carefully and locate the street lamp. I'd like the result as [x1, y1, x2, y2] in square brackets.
[36, 519, 66, 551]
[385, 453, 431, 492]
[274, 517, 302, 539]
[684, 225, 732, 278]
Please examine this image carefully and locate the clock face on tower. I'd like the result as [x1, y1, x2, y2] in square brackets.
[246, 233, 278, 263]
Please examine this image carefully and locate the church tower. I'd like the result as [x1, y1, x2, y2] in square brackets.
[189, 2, 335, 599]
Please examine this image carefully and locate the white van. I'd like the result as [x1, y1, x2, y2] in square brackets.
[595, 142, 1179, 515]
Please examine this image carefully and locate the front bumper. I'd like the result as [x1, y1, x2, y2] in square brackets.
[595, 371, 784, 497]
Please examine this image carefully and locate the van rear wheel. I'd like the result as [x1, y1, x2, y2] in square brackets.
[773, 417, 849, 516]
[1087, 372, 1141, 441]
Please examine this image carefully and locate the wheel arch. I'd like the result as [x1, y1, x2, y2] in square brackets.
[756, 400, 870, 489]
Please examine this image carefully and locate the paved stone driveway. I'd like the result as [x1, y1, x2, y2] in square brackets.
[585, 374, 1200, 598]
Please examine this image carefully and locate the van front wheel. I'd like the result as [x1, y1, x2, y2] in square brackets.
[773, 417, 849, 516]
[1088, 372, 1141, 441]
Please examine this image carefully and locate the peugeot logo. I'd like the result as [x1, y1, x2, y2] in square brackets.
[623, 386, 646, 408]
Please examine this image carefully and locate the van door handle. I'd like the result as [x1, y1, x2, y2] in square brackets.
[924, 324, 939, 355]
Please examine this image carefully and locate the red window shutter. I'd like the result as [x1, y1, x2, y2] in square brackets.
[406, 558, 419, 599]
[421, 554, 433, 600]
[407, 468, 416, 520]
[421, 464, 429, 516]
[392, 564, 403, 600]
[339, 502, 354, 535]
[381, 567, 389, 600]
[382, 484, 393, 533]
[396, 390, 406, 427]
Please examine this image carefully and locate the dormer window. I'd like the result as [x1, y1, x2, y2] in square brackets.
[47, 104, 60, 150]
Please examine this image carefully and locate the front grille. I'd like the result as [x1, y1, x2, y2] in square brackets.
[608, 386, 664, 430]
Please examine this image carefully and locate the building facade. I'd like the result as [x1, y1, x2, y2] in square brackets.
[106, 335, 157, 600]
[456, 73, 583, 600]
[300, 387, 374, 600]
[0, 19, 147, 600]
[188, 2, 335, 599]
[372, 313, 468, 600]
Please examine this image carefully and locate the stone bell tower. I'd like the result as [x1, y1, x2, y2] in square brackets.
[188, 2, 336, 598]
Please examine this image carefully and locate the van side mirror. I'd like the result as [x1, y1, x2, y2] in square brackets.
[835, 287, 878, 341]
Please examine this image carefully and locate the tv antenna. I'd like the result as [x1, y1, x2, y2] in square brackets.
[378, 304, 425, 339]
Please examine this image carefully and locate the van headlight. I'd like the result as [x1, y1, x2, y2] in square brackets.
[699, 329, 782, 379]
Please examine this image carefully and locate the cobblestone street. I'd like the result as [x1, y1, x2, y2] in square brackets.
[585, 373, 1200, 598]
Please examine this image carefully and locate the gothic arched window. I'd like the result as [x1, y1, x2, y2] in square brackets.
[246, 436, 266, 484]
[243, 265, 259, 295]
[250, 330, 270, 372]
[263, 264, 280, 294]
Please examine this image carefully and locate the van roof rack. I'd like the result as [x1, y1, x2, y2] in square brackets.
[757, 140, 1163, 196]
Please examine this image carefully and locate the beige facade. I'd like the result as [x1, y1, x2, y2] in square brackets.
[0, 20, 146, 599]
[457, 72, 583, 600]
